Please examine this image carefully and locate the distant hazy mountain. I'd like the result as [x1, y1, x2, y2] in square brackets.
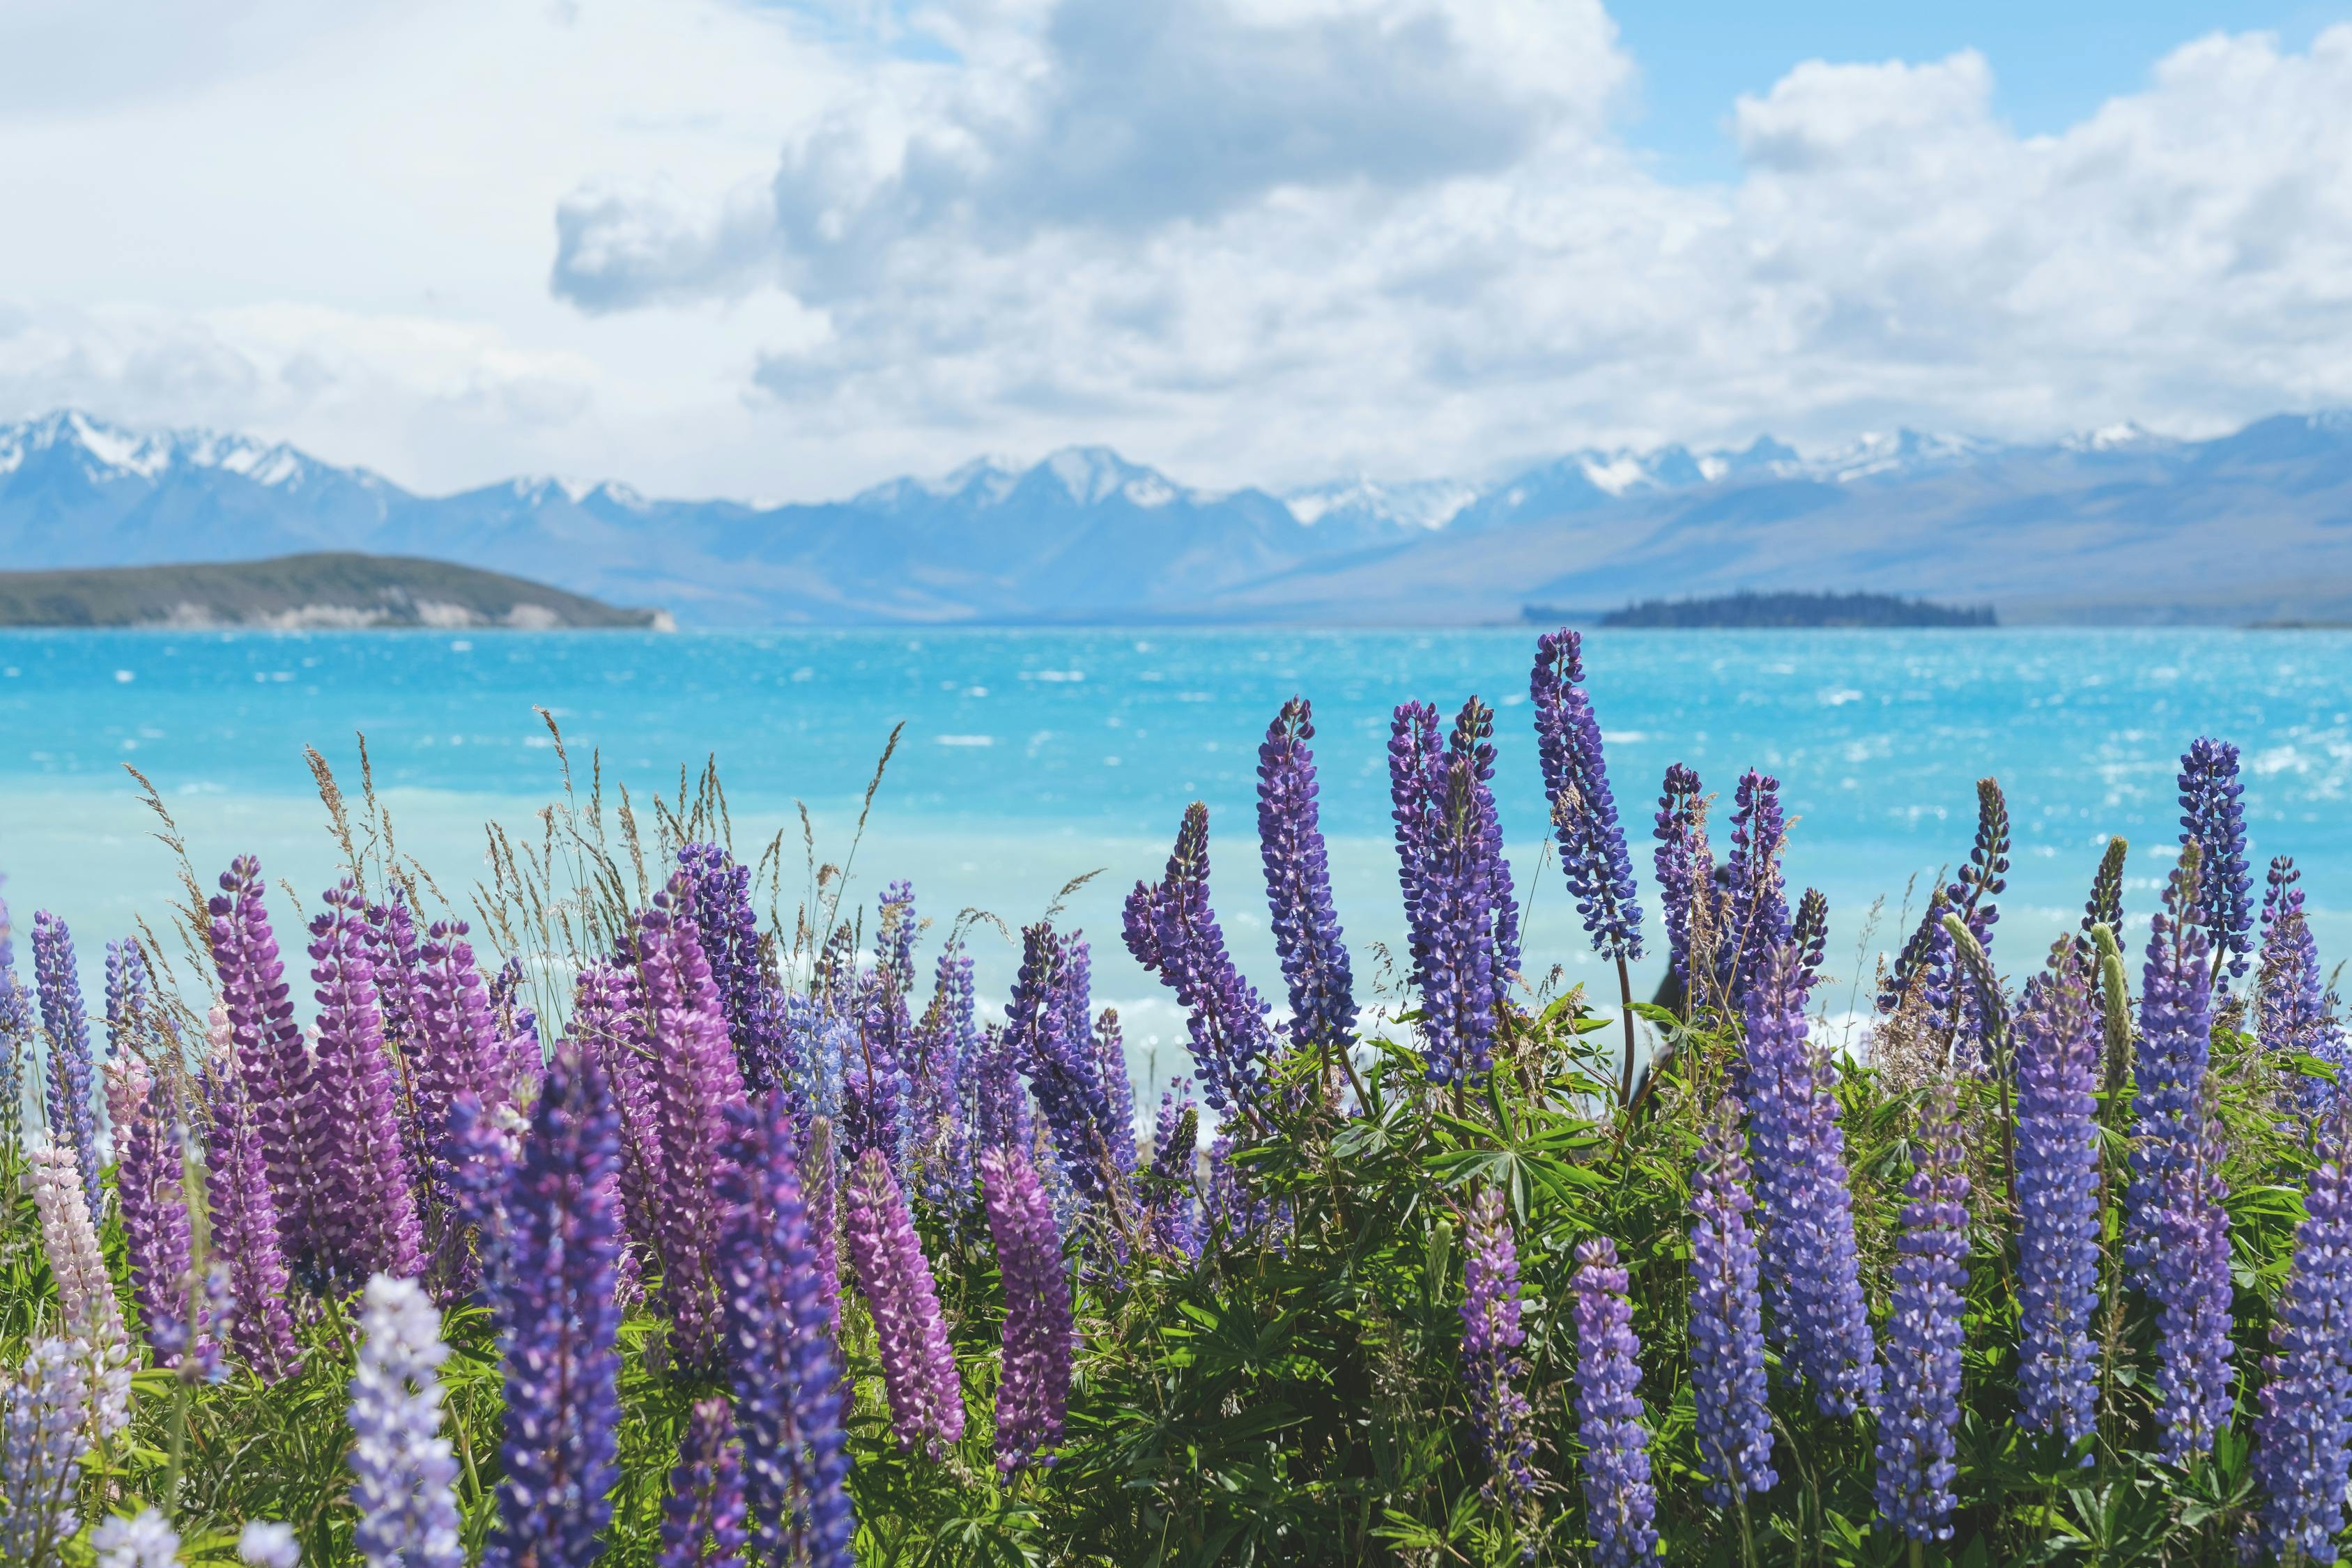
[6, 407, 2352, 627]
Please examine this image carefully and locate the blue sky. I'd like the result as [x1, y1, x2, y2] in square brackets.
[1620, 2, 2351, 176]
[1, 0, 2349, 500]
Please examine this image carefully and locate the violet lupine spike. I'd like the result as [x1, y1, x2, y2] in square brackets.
[0, 1337, 93, 1563]
[1454, 698, 1523, 987]
[32, 912, 103, 1220]
[1873, 1086, 1971, 1543]
[1144, 1084, 1201, 1261]
[1388, 699, 1446, 953]
[983, 1144, 1075, 1473]
[877, 880, 918, 992]
[1719, 770, 1792, 1011]
[2254, 1126, 2352, 1562]
[679, 843, 790, 1093]
[1688, 1102, 1774, 1505]
[491, 955, 544, 1092]
[103, 936, 151, 1082]
[804, 1116, 843, 1335]
[1409, 702, 1516, 1086]
[636, 881, 751, 1367]
[574, 962, 665, 1277]
[1652, 764, 1710, 982]
[1531, 629, 1643, 962]
[843, 962, 909, 1178]
[2178, 736, 2256, 981]
[715, 1092, 855, 1568]
[2128, 846, 2215, 1281]
[1008, 923, 1116, 1206]
[659, 1397, 748, 1568]
[201, 1047, 302, 1382]
[1092, 1006, 1138, 1176]
[2258, 856, 2344, 1108]
[411, 912, 509, 1169]
[307, 879, 426, 1285]
[1791, 889, 1829, 987]
[2013, 941, 2103, 1447]
[364, 898, 431, 1193]
[482, 1043, 624, 1568]
[2149, 1109, 2235, 1466]
[209, 856, 328, 1274]
[971, 1022, 1033, 1157]
[916, 947, 977, 1210]
[1742, 945, 1877, 1416]
[118, 1077, 195, 1366]
[1880, 887, 1955, 1019]
[841, 1149, 965, 1456]
[1457, 1187, 1535, 1502]
[347, 1275, 465, 1568]
[1123, 802, 1281, 1119]
[1257, 697, 1358, 1066]
[1571, 1237, 1659, 1568]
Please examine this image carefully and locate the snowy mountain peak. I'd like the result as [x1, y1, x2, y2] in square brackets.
[1038, 445, 1190, 509]
[1285, 475, 1479, 530]
[0, 408, 349, 490]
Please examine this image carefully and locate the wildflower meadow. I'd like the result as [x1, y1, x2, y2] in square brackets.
[3, 628, 2350, 1567]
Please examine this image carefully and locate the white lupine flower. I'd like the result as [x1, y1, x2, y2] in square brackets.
[29, 1142, 134, 1436]
[92, 1507, 182, 1568]
[237, 1519, 300, 1568]
[348, 1275, 463, 1568]
[0, 1338, 92, 1561]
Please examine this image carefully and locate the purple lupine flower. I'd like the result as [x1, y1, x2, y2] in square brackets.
[1458, 1187, 1535, 1502]
[1258, 697, 1358, 1070]
[2178, 737, 2255, 982]
[491, 955, 544, 1093]
[679, 843, 789, 1093]
[1742, 946, 1877, 1416]
[201, 1044, 302, 1382]
[118, 1076, 195, 1366]
[1718, 771, 1792, 1010]
[483, 1043, 624, 1568]
[210, 856, 328, 1274]
[636, 881, 751, 1367]
[971, 1022, 1032, 1157]
[983, 1144, 1075, 1473]
[1008, 922, 1120, 1206]
[778, 990, 849, 1129]
[573, 961, 664, 1280]
[308, 879, 426, 1285]
[394, 905, 509, 1183]
[843, 967, 909, 1179]
[1688, 1102, 1774, 1505]
[1093, 1007, 1138, 1174]
[2254, 1128, 2352, 1562]
[804, 1115, 843, 1334]
[1144, 1084, 1201, 1261]
[715, 1091, 854, 1568]
[1571, 1237, 1659, 1568]
[1884, 780, 2013, 1045]
[0, 889, 32, 1162]
[32, 911, 102, 1218]
[1879, 888, 1956, 1020]
[1791, 888, 1829, 987]
[1653, 764, 1714, 996]
[910, 945, 976, 1208]
[1406, 701, 1519, 1086]
[444, 1091, 521, 1296]
[2258, 856, 2344, 1108]
[841, 1148, 964, 1455]
[1124, 803, 1281, 1119]
[2129, 847, 2215, 1279]
[2149, 1108, 2235, 1465]
[659, 1396, 747, 1568]
[103, 934, 151, 1074]
[348, 1274, 464, 1568]
[1, 1337, 93, 1562]
[1532, 629, 1643, 962]
[1874, 1086, 1970, 1542]
[2013, 940, 2103, 1447]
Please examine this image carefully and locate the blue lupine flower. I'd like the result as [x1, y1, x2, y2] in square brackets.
[679, 843, 790, 1093]
[1688, 1102, 1773, 1505]
[1570, 1237, 1659, 1568]
[2013, 941, 2103, 1447]
[1124, 803, 1280, 1116]
[2178, 737, 2254, 982]
[2149, 1107, 2234, 1465]
[32, 912, 102, 1219]
[1258, 697, 1358, 1074]
[2254, 1128, 2352, 1562]
[1652, 764, 1714, 996]
[1531, 629, 1643, 962]
[1459, 1187, 1535, 1502]
[1874, 1086, 1970, 1542]
[2128, 846, 2215, 1280]
[1719, 772, 1791, 1010]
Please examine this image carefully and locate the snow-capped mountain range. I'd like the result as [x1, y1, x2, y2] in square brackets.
[6, 407, 2352, 625]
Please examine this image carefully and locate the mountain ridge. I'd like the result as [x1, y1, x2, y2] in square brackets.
[2, 408, 2348, 627]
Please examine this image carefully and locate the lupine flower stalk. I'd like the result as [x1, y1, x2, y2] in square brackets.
[659, 1397, 748, 1568]
[201, 1024, 301, 1381]
[32, 912, 103, 1219]
[911, 946, 976, 1207]
[636, 882, 750, 1366]
[308, 879, 426, 1284]
[715, 1092, 854, 1568]
[238, 1522, 301, 1568]
[1124, 802, 1281, 1118]
[841, 1148, 965, 1455]
[1742, 946, 1877, 1415]
[102, 937, 152, 1144]
[1399, 700, 1519, 1086]
[2258, 856, 2344, 1107]
[348, 1274, 464, 1568]
[1653, 764, 1721, 1008]
[983, 1144, 1075, 1473]
[2178, 737, 2254, 982]
[1258, 698, 1358, 1077]
[30, 1141, 132, 1438]
[2012, 940, 2103, 1445]
[2129, 845, 2215, 1278]
[1532, 629, 1643, 962]
[1874, 1086, 1970, 1542]
[2149, 1108, 2235, 1465]
[91, 1507, 181, 1568]
[210, 856, 328, 1276]
[1719, 771, 1792, 1010]
[1457, 1187, 1535, 1502]
[1144, 1084, 1201, 1260]
[1571, 1237, 1659, 1568]
[117, 1076, 195, 1365]
[0, 1338, 93, 1565]
[1007, 923, 1120, 1205]
[680, 843, 789, 1093]
[483, 1044, 625, 1568]
[2254, 1124, 2352, 1562]
[0, 891, 31, 1169]
[1688, 1102, 1773, 1505]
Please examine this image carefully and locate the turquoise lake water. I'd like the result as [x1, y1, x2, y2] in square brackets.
[3, 627, 2346, 1095]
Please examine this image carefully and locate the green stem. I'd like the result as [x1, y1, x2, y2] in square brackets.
[1615, 953, 1638, 1107]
